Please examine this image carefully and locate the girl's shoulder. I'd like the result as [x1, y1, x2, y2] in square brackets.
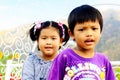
[25, 52, 42, 63]
[26, 52, 52, 64]
[27, 52, 37, 59]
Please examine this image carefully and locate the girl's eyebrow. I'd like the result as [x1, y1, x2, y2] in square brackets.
[41, 35, 58, 37]
[51, 35, 58, 37]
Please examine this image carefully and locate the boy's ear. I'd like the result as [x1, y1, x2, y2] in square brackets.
[68, 29, 74, 39]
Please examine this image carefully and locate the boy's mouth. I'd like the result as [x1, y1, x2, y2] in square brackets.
[84, 39, 94, 45]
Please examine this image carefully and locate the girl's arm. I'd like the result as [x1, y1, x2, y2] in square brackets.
[22, 56, 35, 80]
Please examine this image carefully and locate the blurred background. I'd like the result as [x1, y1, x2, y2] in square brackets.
[0, 0, 120, 80]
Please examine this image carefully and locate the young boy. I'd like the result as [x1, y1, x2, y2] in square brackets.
[48, 4, 116, 80]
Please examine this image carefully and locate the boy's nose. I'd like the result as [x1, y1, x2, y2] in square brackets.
[86, 33, 92, 37]
[86, 30, 93, 37]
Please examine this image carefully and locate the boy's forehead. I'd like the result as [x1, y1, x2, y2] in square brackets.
[76, 20, 100, 26]
[76, 19, 99, 24]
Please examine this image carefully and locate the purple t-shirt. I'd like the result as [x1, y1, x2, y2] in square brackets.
[48, 48, 116, 80]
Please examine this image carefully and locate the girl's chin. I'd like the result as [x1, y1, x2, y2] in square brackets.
[44, 52, 54, 56]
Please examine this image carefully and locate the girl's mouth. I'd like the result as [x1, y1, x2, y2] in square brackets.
[45, 47, 52, 50]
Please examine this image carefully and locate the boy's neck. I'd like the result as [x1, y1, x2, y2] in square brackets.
[73, 47, 95, 58]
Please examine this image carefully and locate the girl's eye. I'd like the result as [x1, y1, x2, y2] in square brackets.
[52, 38, 57, 40]
[42, 37, 46, 39]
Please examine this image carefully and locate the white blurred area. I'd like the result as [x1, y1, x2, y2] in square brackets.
[1, 0, 120, 30]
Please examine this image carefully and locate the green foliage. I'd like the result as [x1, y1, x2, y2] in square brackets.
[114, 67, 120, 80]
[0, 51, 22, 80]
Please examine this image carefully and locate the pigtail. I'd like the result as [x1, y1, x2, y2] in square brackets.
[62, 24, 70, 45]
[29, 21, 42, 41]
[29, 24, 37, 41]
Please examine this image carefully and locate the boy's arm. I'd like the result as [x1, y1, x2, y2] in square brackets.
[106, 61, 116, 80]
[48, 53, 66, 80]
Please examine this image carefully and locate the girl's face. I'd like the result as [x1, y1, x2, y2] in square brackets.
[37, 27, 62, 60]
[72, 20, 101, 50]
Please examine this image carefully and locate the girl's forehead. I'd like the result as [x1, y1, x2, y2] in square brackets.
[40, 27, 59, 36]
[41, 26, 59, 32]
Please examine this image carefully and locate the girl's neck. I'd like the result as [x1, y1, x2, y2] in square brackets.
[37, 52, 58, 61]
[73, 47, 95, 58]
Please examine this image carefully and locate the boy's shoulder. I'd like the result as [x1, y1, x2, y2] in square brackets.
[96, 52, 106, 56]
[95, 52, 109, 61]
[60, 48, 73, 53]
[58, 48, 75, 57]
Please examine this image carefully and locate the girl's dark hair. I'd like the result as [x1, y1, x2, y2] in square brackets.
[29, 21, 69, 45]
[68, 4, 103, 34]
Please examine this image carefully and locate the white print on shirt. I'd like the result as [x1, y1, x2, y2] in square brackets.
[63, 62, 106, 80]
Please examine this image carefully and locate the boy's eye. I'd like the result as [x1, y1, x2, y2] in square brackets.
[92, 28, 98, 30]
[78, 29, 84, 31]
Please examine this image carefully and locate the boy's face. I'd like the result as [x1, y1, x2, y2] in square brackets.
[72, 20, 101, 50]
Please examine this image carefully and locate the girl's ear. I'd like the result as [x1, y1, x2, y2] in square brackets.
[68, 29, 74, 40]
[60, 38, 63, 46]
[37, 39, 40, 50]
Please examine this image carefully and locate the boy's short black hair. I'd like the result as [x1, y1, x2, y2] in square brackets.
[68, 4, 103, 34]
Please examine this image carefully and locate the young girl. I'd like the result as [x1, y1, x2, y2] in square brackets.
[22, 21, 69, 80]
[48, 5, 116, 80]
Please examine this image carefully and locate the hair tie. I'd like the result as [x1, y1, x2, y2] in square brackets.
[34, 21, 41, 34]
[58, 22, 65, 38]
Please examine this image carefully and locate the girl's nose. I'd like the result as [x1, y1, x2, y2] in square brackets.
[46, 39, 52, 44]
